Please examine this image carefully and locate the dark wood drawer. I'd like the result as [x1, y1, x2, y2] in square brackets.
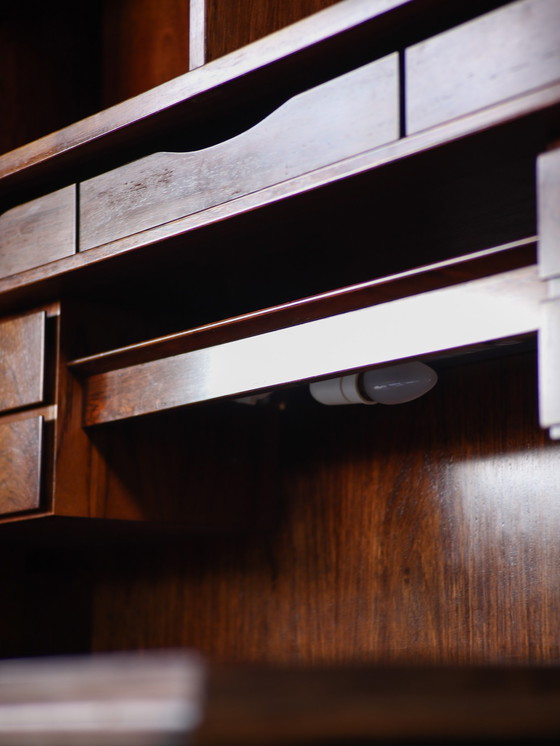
[0, 415, 43, 516]
[79, 54, 399, 251]
[0, 311, 46, 413]
[406, 0, 560, 134]
[0, 185, 76, 280]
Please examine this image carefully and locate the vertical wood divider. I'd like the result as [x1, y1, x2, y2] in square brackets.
[190, 0, 207, 69]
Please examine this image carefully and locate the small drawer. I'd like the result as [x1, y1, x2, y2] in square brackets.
[0, 415, 43, 516]
[0, 311, 46, 413]
[79, 53, 399, 251]
[406, 0, 560, 134]
[0, 185, 76, 279]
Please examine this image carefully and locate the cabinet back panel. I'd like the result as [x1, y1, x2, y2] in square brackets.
[88, 351, 560, 665]
[205, 0, 340, 63]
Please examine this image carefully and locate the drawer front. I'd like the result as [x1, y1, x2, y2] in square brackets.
[0, 416, 43, 516]
[0, 185, 76, 279]
[406, 0, 560, 134]
[79, 53, 399, 251]
[0, 311, 46, 413]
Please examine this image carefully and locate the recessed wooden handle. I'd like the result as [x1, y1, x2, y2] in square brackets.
[79, 54, 399, 251]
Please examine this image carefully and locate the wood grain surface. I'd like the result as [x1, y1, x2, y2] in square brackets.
[82, 266, 543, 426]
[539, 296, 560, 434]
[537, 145, 560, 436]
[69, 241, 536, 377]
[189, 0, 206, 69]
[0, 651, 204, 746]
[406, 0, 560, 134]
[0, 311, 45, 413]
[198, 664, 560, 744]
[102, 0, 190, 108]
[87, 350, 560, 666]
[79, 54, 398, 251]
[205, 0, 340, 62]
[0, 5, 101, 154]
[0, 416, 42, 516]
[0, 186, 76, 280]
[538, 145, 560, 280]
[0, 0, 506, 197]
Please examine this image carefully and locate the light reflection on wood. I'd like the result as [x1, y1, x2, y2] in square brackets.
[84, 266, 543, 425]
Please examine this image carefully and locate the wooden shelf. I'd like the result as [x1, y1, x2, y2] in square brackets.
[0, 78, 554, 315]
[0, 0, 511, 197]
[69, 244, 541, 426]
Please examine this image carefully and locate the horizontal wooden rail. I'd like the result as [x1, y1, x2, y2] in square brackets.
[0, 76, 556, 313]
[2, 653, 560, 744]
[80, 257, 544, 426]
[0, 652, 204, 746]
[70, 239, 536, 377]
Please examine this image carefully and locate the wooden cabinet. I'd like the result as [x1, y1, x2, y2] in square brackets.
[0, 0, 559, 740]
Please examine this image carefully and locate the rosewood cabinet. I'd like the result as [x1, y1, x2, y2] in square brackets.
[0, 0, 559, 741]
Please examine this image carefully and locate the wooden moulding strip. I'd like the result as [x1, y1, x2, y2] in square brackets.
[81, 262, 544, 427]
[70, 239, 537, 377]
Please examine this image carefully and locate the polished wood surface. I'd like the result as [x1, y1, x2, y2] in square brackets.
[102, 0, 190, 108]
[537, 145, 560, 437]
[189, 0, 207, 69]
[406, 0, 560, 134]
[80, 55, 398, 251]
[82, 266, 542, 426]
[0, 76, 553, 312]
[0, 0, 512, 196]
[0, 187, 76, 280]
[0, 311, 45, 413]
[198, 665, 560, 744]
[538, 145, 560, 280]
[88, 351, 560, 665]
[205, 0, 339, 62]
[539, 296, 560, 434]
[1, 653, 560, 745]
[0, 5, 101, 154]
[70, 241, 536, 376]
[0, 651, 204, 746]
[0, 417, 42, 516]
